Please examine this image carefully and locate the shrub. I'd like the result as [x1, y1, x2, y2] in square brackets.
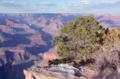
[52, 16, 120, 66]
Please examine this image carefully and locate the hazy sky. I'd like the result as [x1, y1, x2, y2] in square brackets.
[0, 0, 120, 14]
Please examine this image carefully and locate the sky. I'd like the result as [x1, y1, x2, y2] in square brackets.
[0, 0, 120, 14]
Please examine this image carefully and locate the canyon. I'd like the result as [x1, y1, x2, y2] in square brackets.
[0, 14, 120, 79]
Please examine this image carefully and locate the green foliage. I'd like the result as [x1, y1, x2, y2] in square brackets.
[52, 16, 120, 62]
[61, 22, 75, 33]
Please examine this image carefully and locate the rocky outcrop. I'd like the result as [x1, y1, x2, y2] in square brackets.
[24, 60, 92, 79]
[24, 64, 83, 79]
[24, 60, 120, 79]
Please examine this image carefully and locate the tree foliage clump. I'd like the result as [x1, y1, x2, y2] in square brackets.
[52, 16, 120, 63]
